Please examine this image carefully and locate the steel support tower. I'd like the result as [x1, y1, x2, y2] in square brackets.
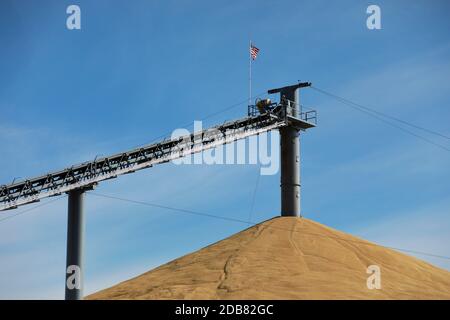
[65, 188, 85, 300]
[268, 82, 312, 217]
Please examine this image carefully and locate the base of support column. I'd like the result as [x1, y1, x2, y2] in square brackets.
[65, 184, 95, 300]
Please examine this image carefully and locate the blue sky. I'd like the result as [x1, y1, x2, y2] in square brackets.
[1, 0, 450, 299]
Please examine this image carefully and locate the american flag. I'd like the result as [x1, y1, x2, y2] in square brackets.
[250, 44, 260, 60]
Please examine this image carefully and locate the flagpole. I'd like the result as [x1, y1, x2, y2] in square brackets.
[249, 40, 252, 106]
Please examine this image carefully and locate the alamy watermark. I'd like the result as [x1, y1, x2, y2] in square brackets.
[366, 5, 381, 30]
[170, 121, 280, 176]
[66, 5, 81, 30]
[66, 4, 382, 31]
[66, 264, 81, 290]
[366, 265, 381, 289]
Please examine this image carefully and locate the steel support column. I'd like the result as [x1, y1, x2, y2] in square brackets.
[279, 86, 301, 217]
[65, 188, 85, 300]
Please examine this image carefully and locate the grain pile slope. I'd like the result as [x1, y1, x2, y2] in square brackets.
[89, 217, 450, 299]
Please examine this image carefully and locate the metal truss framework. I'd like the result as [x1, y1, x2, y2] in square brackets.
[0, 106, 315, 211]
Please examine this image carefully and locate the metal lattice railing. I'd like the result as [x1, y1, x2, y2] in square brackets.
[1, 96, 317, 211]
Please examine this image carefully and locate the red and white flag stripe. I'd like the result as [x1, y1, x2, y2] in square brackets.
[250, 44, 260, 60]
